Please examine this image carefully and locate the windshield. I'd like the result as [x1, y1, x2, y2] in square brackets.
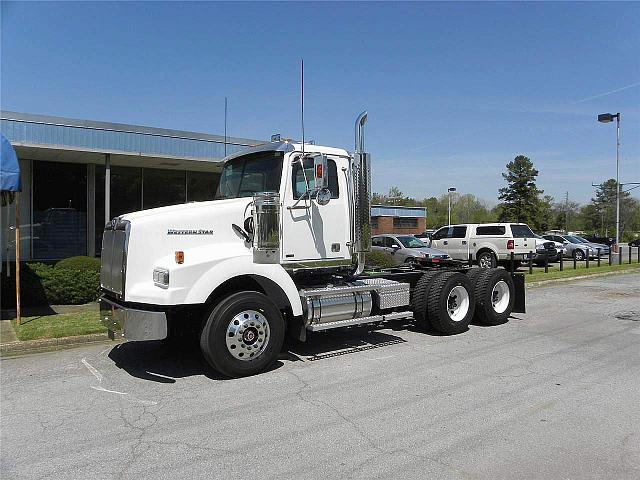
[397, 236, 427, 248]
[573, 235, 590, 243]
[564, 235, 583, 244]
[215, 151, 284, 199]
[510, 224, 535, 238]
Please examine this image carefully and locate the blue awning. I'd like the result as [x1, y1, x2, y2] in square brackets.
[1, 134, 21, 192]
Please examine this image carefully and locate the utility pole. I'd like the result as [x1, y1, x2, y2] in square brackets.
[564, 191, 569, 233]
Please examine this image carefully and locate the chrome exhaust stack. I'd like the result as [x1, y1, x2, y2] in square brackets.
[353, 111, 371, 276]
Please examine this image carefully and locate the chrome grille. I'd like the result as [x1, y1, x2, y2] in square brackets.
[100, 218, 130, 298]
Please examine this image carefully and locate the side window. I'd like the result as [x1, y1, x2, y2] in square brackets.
[431, 228, 447, 240]
[451, 226, 467, 238]
[371, 237, 384, 247]
[476, 225, 506, 235]
[292, 157, 339, 199]
[384, 237, 399, 248]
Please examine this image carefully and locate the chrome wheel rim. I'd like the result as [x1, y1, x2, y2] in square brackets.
[447, 286, 470, 322]
[225, 310, 270, 361]
[479, 255, 492, 268]
[491, 280, 510, 314]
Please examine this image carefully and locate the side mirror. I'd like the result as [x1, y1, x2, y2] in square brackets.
[392, 244, 401, 251]
[313, 154, 328, 190]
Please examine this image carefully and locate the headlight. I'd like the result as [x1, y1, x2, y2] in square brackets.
[153, 268, 170, 287]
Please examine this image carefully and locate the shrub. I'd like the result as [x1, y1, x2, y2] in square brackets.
[0, 261, 100, 307]
[365, 251, 395, 268]
[39, 267, 100, 305]
[55, 256, 101, 274]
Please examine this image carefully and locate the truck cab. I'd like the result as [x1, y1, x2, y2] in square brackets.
[100, 113, 525, 378]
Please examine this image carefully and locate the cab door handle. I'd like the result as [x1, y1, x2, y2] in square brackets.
[462, 241, 467, 245]
[443, 241, 448, 245]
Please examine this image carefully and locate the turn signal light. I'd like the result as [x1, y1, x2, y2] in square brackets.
[316, 163, 323, 179]
[175, 251, 184, 264]
[507, 240, 514, 250]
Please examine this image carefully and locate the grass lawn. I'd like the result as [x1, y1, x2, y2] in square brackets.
[520, 258, 640, 283]
[11, 304, 106, 342]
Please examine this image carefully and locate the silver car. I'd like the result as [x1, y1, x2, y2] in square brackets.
[371, 234, 451, 266]
[543, 234, 609, 260]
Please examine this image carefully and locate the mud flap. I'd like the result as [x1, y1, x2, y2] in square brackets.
[511, 273, 526, 313]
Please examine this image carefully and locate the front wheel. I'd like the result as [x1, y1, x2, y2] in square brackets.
[573, 249, 585, 261]
[200, 291, 285, 378]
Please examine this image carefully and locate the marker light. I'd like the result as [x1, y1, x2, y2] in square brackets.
[175, 251, 184, 264]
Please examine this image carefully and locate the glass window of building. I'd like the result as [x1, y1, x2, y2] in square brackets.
[95, 165, 143, 255]
[143, 168, 186, 210]
[32, 161, 87, 259]
[187, 171, 220, 202]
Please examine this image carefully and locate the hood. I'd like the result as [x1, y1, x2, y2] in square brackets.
[120, 197, 251, 223]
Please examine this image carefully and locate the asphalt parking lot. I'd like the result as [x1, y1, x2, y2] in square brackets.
[2, 273, 640, 480]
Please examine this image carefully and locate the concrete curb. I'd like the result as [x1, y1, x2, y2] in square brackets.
[0, 333, 123, 357]
[526, 268, 639, 288]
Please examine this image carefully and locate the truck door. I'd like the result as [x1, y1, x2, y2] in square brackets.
[280, 155, 350, 265]
[429, 227, 449, 251]
[430, 226, 467, 259]
[448, 226, 468, 260]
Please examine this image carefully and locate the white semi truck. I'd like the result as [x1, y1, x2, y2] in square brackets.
[100, 113, 525, 378]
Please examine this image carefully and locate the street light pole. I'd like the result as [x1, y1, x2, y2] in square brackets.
[447, 187, 456, 225]
[597, 112, 621, 251]
[615, 113, 620, 251]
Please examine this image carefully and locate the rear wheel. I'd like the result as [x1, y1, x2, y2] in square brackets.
[477, 251, 497, 269]
[427, 272, 475, 335]
[410, 271, 440, 328]
[200, 291, 285, 378]
[472, 269, 515, 326]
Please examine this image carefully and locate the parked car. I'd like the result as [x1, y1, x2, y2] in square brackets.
[629, 239, 640, 248]
[542, 234, 609, 260]
[532, 234, 560, 265]
[371, 234, 450, 266]
[584, 235, 614, 246]
[429, 223, 534, 268]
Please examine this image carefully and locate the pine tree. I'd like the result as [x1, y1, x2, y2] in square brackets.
[497, 155, 543, 227]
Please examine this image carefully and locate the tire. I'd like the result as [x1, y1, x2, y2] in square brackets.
[472, 269, 515, 326]
[404, 257, 416, 266]
[199, 291, 285, 378]
[465, 267, 485, 286]
[427, 272, 475, 335]
[573, 249, 585, 261]
[477, 251, 497, 269]
[410, 271, 440, 328]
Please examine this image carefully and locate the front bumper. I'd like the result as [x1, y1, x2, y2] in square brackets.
[100, 297, 167, 341]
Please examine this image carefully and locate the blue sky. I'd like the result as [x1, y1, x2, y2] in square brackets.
[2, 1, 639, 205]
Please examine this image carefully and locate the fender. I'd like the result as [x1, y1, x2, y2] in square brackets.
[184, 256, 303, 316]
[475, 243, 499, 259]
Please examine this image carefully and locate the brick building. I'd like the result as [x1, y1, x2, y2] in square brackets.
[371, 205, 427, 236]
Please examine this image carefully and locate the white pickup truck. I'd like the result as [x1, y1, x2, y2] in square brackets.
[429, 223, 534, 268]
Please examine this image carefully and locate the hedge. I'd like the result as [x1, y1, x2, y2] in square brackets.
[55, 256, 101, 273]
[1, 257, 101, 307]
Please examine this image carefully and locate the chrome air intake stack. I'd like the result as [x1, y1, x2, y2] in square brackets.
[353, 111, 371, 275]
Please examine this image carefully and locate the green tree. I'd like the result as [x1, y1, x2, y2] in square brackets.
[586, 179, 639, 239]
[497, 155, 543, 228]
